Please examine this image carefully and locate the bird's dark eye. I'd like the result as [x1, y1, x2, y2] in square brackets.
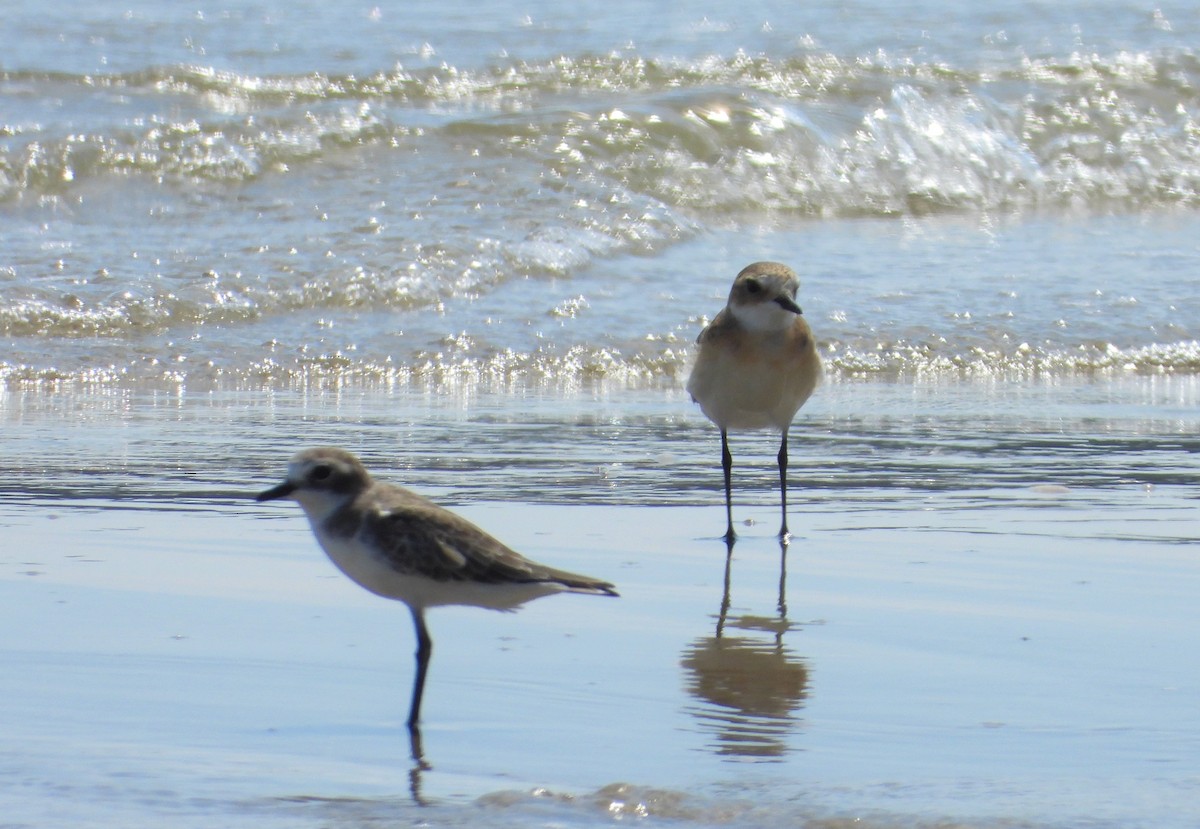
[744, 279, 762, 294]
[311, 464, 333, 482]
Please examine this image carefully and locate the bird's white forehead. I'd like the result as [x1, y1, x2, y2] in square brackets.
[747, 271, 796, 291]
[287, 454, 328, 480]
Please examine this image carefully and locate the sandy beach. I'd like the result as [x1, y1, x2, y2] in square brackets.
[3, 405, 1197, 828]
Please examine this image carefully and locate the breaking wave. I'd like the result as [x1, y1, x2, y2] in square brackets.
[5, 49, 1200, 213]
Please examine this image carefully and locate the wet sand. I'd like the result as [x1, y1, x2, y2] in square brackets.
[3, 482, 1198, 828]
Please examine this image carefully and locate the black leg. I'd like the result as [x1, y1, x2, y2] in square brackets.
[777, 431, 790, 538]
[721, 429, 736, 542]
[407, 607, 433, 729]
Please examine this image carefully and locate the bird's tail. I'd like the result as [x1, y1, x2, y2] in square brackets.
[547, 569, 619, 597]
[569, 580, 619, 598]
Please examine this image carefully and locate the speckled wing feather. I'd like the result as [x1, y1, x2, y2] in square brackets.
[358, 492, 617, 594]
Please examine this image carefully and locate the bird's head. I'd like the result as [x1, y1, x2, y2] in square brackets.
[726, 261, 803, 331]
[257, 447, 372, 520]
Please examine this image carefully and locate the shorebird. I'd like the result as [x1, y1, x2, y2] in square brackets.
[686, 261, 821, 541]
[256, 447, 618, 728]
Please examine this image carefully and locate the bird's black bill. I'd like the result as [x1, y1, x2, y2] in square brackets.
[256, 481, 297, 502]
[774, 295, 803, 315]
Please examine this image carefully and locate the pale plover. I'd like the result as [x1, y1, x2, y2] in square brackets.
[686, 262, 821, 541]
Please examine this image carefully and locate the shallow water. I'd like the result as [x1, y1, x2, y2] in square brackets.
[4, 487, 1200, 829]
[4, 2, 1200, 826]
[3, 381, 1199, 828]
[2, 375, 1196, 507]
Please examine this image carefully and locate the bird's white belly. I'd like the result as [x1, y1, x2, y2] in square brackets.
[313, 527, 408, 598]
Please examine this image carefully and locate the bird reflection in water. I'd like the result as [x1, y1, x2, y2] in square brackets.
[681, 536, 809, 759]
[407, 725, 432, 804]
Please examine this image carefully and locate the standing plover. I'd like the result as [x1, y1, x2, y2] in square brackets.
[257, 446, 618, 727]
[686, 262, 821, 541]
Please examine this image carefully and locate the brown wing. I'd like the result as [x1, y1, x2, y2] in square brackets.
[361, 494, 617, 594]
[695, 307, 737, 346]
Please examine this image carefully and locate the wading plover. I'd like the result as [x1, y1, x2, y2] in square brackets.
[257, 446, 618, 727]
[686, 261, 821, 541]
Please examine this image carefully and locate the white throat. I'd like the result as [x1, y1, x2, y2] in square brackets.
[729, 300, 797, 332]
[292, 489, 352, 526]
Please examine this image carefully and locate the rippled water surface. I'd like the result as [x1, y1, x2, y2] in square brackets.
[3, 2, 1200, 827]
[4, 0, 1200, 387]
